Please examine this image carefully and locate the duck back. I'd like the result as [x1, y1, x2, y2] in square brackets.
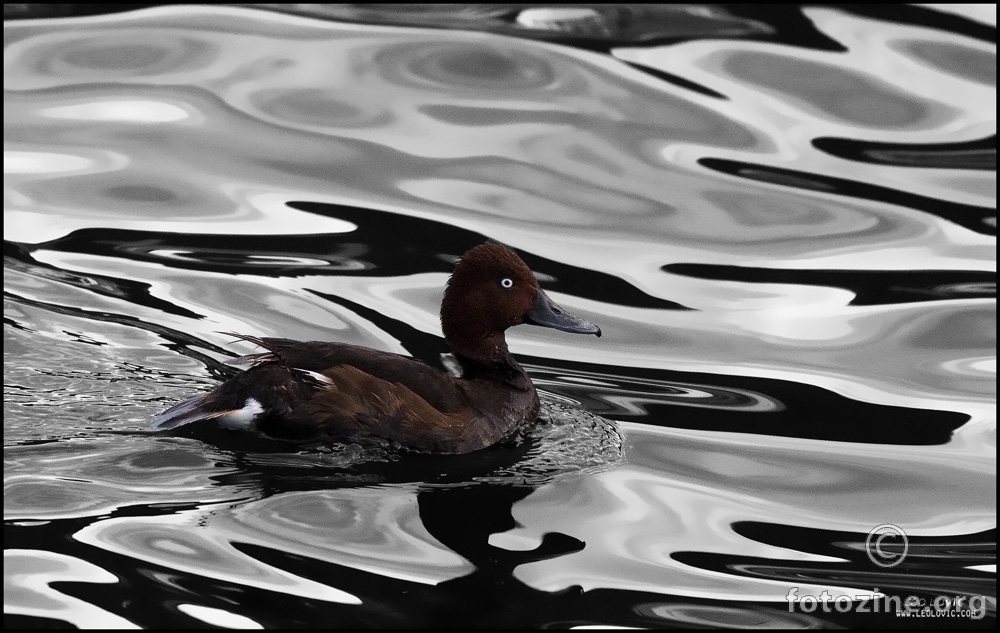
[153, 336, 539, 454]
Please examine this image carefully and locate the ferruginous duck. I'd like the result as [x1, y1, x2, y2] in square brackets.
[152, 242, 600, 453]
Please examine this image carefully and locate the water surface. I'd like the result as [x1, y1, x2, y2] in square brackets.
[4, 4, 995, 628]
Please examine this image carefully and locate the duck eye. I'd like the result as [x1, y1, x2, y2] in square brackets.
[500, 277, 514, 289]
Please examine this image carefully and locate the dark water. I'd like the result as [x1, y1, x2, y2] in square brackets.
[4, 4, 995, 629]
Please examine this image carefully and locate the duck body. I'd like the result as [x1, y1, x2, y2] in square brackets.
[153, 243, 600, 454]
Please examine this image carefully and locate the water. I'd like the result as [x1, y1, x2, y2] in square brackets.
[4, 4, 995, 628]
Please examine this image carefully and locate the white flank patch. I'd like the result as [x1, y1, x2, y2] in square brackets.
[217, 398, 264, 430]
[296, 368, 335, 388]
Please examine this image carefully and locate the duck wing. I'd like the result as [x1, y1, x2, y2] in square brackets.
[152, 335, 496, 453]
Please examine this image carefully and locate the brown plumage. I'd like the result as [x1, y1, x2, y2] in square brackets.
[152, 243, 601, 454]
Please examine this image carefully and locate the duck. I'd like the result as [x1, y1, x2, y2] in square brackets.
[152, 242, 601, 454]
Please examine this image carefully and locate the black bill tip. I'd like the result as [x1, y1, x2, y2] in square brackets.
[524, 289, 601, 337]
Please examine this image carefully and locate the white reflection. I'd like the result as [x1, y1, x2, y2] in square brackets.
[4, 549, 139, 629]
[41, 100, 191, 122]
[924, 4, 996, 26]
[245, 255, 338, 267]
[506, 294, 995, 418]
[224, 488, 475, 584]
[3, 193, 357, 244]
[807, 7, 996, 116]
[614, 7, 996, 222]
[176, 604, 263, 629]
[661, 273, 858, 314]
[4, 151, 93, 174]
[941, 356, 997, 377]
[73, 511, 361, 604]
[224, 189, 358, 235]
[516, 7, 602, 30]
[3, 437, 246, 522]
[495, 421, 996, 599]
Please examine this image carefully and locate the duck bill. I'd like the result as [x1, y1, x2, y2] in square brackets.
[525, 289, 601, 337]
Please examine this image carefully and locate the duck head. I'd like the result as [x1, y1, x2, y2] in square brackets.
[441, 243, 600, 366]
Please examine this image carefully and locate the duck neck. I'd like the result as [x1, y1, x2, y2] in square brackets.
[446, 330, 529, 386]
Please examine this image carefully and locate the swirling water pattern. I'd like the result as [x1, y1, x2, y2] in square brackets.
[4, 5, 995, 628]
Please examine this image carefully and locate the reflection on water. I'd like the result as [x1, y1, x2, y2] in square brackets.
[496, 422, 993, 595]
[3, 4, 995, 628]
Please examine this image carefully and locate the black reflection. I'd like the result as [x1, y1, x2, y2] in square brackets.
[167, 427, 541, 489]
[11, 483, 990, 628]
[664, 263, 996, 306]
[292, 201, 686, 311]
[814, 135, 996, 171]
[25, 201, 684, 311]
[620, 61, 727, 99]
[731, 522, 995, 570]
[700, 157, 997, 236]
[522, 359, 967, 446]
[673, 522, 996, 625]
[528, 364, 784, 415]
[0, 452, 592, 627]
[837, 4, 997, 45]
[261, 4, 774, 53]
[4, 496, 645, 628]
[4, 283, 239, 383]
[4, 240, 200, 320]
[4, 4, 155, 20]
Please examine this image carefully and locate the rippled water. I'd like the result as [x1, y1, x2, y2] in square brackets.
[4, 4, 995, 628]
